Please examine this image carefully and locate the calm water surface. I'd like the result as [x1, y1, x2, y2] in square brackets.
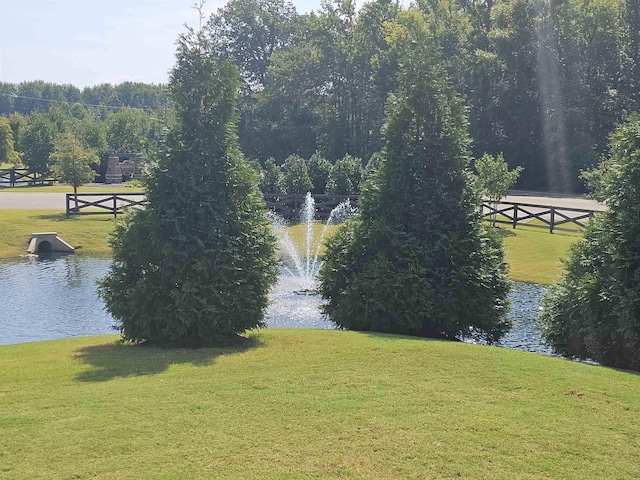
[0, 256, 551, 355]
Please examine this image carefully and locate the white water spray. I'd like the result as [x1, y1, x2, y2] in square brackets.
[268, 193, 356, 292]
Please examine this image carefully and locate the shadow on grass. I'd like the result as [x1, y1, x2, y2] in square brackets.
[492, 226, 516, 237]
[33, 213, 89, 222]
[74, 335, 264, 383]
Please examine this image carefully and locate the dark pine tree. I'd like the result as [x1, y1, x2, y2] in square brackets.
[318, 22, 511, 343]
[99, 27, 278, 346]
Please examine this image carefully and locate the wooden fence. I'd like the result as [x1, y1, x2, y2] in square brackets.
[66, 193, 359, 220]
[65, 192, 597, 232]
[0, 168, 54, 186]
[483, 200, 595, 233]
[66, 193, 147, 218]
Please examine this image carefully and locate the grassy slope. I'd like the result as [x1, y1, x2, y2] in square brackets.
[1, 330, 639, 479]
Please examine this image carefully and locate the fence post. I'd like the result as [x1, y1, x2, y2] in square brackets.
[113, 195, 118, 219]
[512, 204, 518, 229]
[66, 194, 70, 218]
[550, 207, 555, 234]
[9, 168, 15, 187]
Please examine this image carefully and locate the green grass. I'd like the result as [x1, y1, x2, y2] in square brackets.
[0, 210, 114, 258]
[0, 184, 144, 193]
[501, 225, 581, 284]
[1, 329, 639, 479]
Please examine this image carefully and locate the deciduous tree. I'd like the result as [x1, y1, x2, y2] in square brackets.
[280, 154, 312, 194]
[49, 132, 98, 206]
[0, 117, 20, 166]
[475, 153, 523, 227]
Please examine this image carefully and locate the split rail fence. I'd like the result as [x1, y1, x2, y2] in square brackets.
[65, 192, 598, 232]
[482, 200, 596, 233]
[0, 168, 54, 187]
[66, 193, 147, 218]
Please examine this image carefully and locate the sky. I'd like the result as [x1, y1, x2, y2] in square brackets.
[0, 0, 323, 88]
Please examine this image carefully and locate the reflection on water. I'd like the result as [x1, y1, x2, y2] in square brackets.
[0, 257, 551, 356]
[0, 255, 115, 346]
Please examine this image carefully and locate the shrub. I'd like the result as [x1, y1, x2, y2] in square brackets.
[281, 154, 312, 194]
[260, 157, 282, 193]
[326, 154, 363, 195]
[475, 153, 523, 227]
[318, 20, 511, 343]
[308, 152, 331, 194]
[540, 113, 640, 369]
[98, 27, 278, 346]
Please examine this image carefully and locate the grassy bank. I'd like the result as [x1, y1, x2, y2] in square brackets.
[0, 210, 580, 284]
[1, 329, 638, 479]
[0, 210, 114, 257]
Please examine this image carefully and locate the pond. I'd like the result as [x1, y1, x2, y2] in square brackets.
[0, 255, 553, 355]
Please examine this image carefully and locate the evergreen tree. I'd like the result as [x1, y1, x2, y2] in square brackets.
[99, 26, 278, 346]
[540, 113, 640, 370]
[318, 19, 510, 342]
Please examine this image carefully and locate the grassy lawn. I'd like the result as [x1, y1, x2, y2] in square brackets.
[0, 210, 114, 258]
[0, 184, 144, 193]
[0, 211, 581, 284]
[501, 226, 581, 284]
[1, 329, 638, 479]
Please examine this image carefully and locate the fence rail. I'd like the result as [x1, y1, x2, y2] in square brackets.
[65, 193, 597, 232]
[0, 168, 54, 186]
[66, 193, 147, 218]
[483, 200, 595, 233]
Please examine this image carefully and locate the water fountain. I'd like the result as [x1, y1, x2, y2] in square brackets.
[262, 192, 355, 329]
[268, 192, 355, 292]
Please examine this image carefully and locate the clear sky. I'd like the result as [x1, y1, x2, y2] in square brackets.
[0, 0, 323, 88]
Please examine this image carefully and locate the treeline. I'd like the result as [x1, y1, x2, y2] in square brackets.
[0, 81, 169, 115]
[0, 81, 170, 179]
[213, 0, 639, 192]
[0, 105, 164, 180]
[1, 0, 638, 192]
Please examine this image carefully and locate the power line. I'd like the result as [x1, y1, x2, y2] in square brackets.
[0, 92, 167, 112]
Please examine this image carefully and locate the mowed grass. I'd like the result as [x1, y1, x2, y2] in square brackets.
[501, 226, 581, 284]
[0, 209, 114, 257]
[1, 329, 639, 479]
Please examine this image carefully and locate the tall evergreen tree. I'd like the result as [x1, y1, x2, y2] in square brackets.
[318, 16, 510, 342]
[540, 113, 640, 370]
[99, 26, 278, 346]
